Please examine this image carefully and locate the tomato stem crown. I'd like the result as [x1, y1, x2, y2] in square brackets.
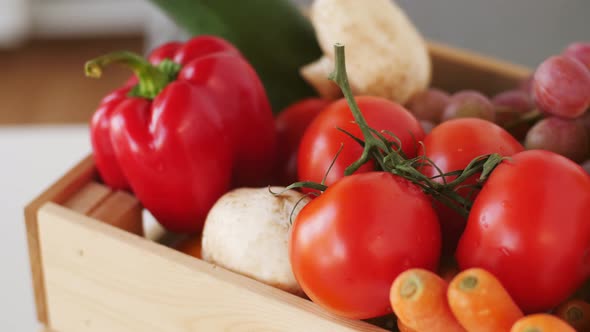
[325, 44, 507, 218]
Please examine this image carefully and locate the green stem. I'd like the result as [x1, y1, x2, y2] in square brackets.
[327, 43, 506, 219]
[85, 51, 180, 99]
[329, 44, 389, 176]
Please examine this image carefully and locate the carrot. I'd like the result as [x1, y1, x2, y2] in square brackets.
[397, 319, 417, 332]
[448, 268, 523, 332]
[510, 314, 575, 332]
[173, 235, 202, 259]
[390, 268, 466, 332]
[555, 299, 590, 331]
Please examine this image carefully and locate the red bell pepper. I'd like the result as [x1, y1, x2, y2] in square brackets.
[86, 36, 277, 233]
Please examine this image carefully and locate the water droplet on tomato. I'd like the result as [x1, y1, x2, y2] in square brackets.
[480, 215, 489, 229]
[498, 247, 511, 257]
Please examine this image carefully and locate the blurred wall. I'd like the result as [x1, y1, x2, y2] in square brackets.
[295, 0, 590, 68]
[2, 0, 587, 67]
[1, 0, 587, 124]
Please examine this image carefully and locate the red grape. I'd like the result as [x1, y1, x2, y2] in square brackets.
[525, 117, 589, 162]
[419, 120, 436, 135]
[580, 111, 590, 132]
[493, 90, 533, 114]
[564, 42, 590, 69]
[441, 90, 495, 122]
[492, 90, 534, 139]
[405, 88, 450, 123]
[532, 55, 590, 119]
[519, 75, 533, 95]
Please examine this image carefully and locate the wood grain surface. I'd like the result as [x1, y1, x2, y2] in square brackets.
[37, 203, 385, 332]
[0, 37, 143, 124]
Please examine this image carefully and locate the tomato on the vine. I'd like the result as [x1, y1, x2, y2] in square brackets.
[456, 150, 590, 313]
[418, 118, 524, 253]
[275, 98, 331, 185]
[297, 96, 424, 186]
[290, 172, 441, 319]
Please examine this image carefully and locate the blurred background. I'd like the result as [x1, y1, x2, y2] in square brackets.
[1, 0, 589, 124]
[1, 0, 588, 330]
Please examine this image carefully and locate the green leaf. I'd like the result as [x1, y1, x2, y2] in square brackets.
[149, 0, 323, 113]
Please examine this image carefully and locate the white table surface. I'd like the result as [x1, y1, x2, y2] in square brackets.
[0, 125, 91, 331]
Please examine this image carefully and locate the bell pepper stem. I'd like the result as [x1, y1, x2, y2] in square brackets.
[85, 51, 178, 99]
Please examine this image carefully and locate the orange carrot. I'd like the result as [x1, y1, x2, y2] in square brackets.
[397, 319, 417, 332]
[390, 268, 466, 332]
[448, 268, 523, 332]
[510, 314, 575, 332]
[173, 235, 202, 259]
[555, 299, 590, 331]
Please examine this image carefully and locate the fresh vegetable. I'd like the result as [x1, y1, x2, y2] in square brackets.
[397, 320, 418, 332]
[301, 0, 431, 104]
[532, 55, 590, 119]
[419, 118, 524, 253]
[510, 314, 575, 332]
[390, 269, 465, 332]
[555, 299, 590, 331]
[202, 187, 310, 295]
[174, 235, 202, 259]
[297, 96, 424, 187]
[149, 0, 322, 111]
[86, 36, 276, 233]
[290, 172, 441, 319]
[275, 98, 331, 186]
[448, 268, 523, 332]
[456, 150, 590, 312]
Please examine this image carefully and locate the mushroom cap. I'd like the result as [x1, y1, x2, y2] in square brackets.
[201, 187, 310, 295]
[301, 0, 431, 104]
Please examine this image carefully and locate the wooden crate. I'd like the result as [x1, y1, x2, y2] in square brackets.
[25, 42, 530, 332]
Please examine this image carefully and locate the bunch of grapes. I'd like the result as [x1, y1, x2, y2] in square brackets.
[405, 42, 590, 169]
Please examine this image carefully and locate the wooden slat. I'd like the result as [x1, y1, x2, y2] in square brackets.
[62, 182, 111, 214]
[24, 155, 97, 325]
[428, 40, 532, 95]
[38, 203, 386, 332]
[88, 190, 143, 236]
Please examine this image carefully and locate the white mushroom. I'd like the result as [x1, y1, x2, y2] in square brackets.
[201, 187, 310, 295]
[301, 0, 432, 104]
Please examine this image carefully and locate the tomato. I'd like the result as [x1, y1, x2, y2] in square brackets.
[275, 98, 331, 185]
[456, 150, 590, 313]
[419, 118, 524, 254]
[297, 96, 424, 186]
[290, 172, 441, 319]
